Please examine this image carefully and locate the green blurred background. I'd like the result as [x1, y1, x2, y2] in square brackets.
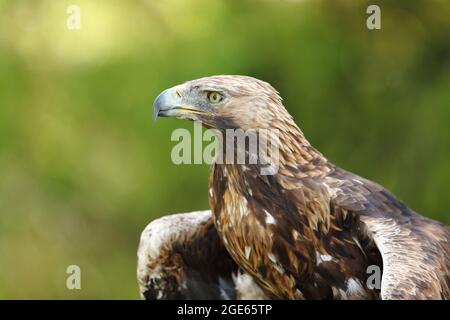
[0, 0, 449, 299]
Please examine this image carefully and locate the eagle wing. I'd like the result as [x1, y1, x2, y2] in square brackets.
[137, 210, 266, 299]
[328, 167, 450, 299]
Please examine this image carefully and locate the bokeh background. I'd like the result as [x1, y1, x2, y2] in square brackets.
[0, 0, 449, 299]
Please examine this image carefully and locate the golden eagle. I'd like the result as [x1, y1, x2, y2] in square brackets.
[139, 75, 450, 300]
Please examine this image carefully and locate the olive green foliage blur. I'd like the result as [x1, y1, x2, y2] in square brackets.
[0, 0, 449, 298]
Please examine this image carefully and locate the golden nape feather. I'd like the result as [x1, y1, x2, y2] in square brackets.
[143, 75, 450, 300]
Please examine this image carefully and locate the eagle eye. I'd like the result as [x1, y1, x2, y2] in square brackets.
[207, 91, 224, 104]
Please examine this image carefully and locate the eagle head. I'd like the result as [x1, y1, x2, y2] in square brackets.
[153, 75, 289, 130]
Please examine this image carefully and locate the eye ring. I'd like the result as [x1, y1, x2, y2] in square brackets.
[207, 91, 224, 103]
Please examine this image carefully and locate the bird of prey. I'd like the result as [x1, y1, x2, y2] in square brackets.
[139, 75, 450, 300]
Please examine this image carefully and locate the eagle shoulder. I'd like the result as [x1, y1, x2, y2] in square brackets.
[327, 167, 450, 299]
[137, 210, 266, 299]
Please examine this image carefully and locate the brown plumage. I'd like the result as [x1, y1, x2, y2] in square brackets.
[144, 75, 450, 300]
[137, 210, 266, 299]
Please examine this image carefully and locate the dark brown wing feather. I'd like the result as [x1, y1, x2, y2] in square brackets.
[137, 210, 266, 299]
[137, 210, 237, 299]
[327, 167, 450, 299]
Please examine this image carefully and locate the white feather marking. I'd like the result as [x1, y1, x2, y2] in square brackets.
[346, 278, 366, 296]
[233, 272, 267, 300]
[223, 237, 229, 246]
[268, 252, 278, 264]
[331, 287, 340, 299]
[321, 255, 333, 262]
[273, 264, 285, 274]
[264, 210, 276, 225]
[352, 235, 365, 254]
[339, 289, 348, 299]
[315, 251, 334, 265]
[295, 289, 305, 299]
[323, 181, 338, 198]
[267, 252, 284, 273]
[239, 197, 248, 217]
[245, 246, 251, 260]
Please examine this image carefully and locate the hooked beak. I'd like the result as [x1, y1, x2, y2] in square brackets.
[152, 87, 205, 121]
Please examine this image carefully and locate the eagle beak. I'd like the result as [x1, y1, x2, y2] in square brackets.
[153, 87, 204, 121]
[153, 88, 180, 121]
